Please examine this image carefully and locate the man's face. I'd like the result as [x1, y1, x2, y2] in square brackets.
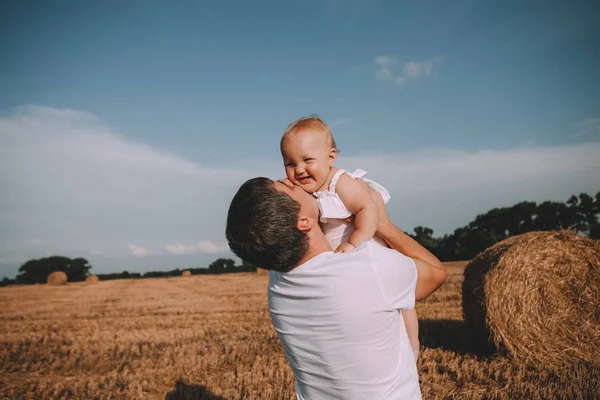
[273, 179, 319, 222]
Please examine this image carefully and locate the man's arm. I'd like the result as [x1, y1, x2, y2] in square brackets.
[368, 188, 447, 301]
[379, 220, 447, 300]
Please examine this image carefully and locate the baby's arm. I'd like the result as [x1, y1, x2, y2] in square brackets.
[335, 174, 379, 253]
[402, 308, 420, 361]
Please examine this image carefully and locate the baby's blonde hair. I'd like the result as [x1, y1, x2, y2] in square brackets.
[280, 115, 338, 156]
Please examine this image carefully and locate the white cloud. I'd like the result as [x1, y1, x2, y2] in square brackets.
[338, 142, 600, 234]
[374, 55, 395, 80]
[165, 241, 230, 255]
[165, 243, 198, 255]
[0, 106, 276, 272]
[1, 105, 599, 276]
[0, 106, 245, 199]
[375, 55, 443, 86]
[128, 245, 162, 257]
[329, 118, 353, 128]
[576, 118, 600, 139]
[197, 241, 230, 253]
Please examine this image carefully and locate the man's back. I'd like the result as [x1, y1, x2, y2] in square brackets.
[268, 241, 421, 399]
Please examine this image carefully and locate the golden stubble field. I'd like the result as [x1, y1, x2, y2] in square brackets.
[1, 262, 597, 399]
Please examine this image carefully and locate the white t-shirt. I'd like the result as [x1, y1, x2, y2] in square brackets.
[268, 241, 421, 399]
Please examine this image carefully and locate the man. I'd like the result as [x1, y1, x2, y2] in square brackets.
[226, 177, 447, 399]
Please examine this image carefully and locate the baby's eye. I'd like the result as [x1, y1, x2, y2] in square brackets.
[305, 158, 314, 162]
[285, 163, 295, 168]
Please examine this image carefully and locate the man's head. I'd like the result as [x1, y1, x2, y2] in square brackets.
[226, 177, 318, 272]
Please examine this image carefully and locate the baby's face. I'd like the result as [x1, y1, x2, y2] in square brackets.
[281, 129, 336, 193]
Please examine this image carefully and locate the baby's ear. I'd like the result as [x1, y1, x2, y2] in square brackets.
[297, 216, 316, 232]
[328, 148, 337, 166]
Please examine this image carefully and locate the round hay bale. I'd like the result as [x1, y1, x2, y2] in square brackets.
[47, 271, 68, 286]
[462, 230, 600, 367]
[182, 270, 192, 277]
[256, 268, 268, 276]
[85, 275, 99, 283]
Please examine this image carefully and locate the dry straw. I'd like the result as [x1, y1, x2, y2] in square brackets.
[85, 275, 99, 283]
[182, 270, 192, 277]
[47, 271, 68, 286]
[462, 230, 600, 368]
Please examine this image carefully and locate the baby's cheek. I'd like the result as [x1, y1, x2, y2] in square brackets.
[284, 169, 295, 181]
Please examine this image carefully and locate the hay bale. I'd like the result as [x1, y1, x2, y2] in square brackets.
[462, 230, 600, 367]
[85, 275, 99, 283]
[182, 270, 192, 277]
[47, 271, 68, 286]
[256, 268, 268, 276]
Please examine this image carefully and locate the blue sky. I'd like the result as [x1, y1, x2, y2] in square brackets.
[1, 1, 599, 277]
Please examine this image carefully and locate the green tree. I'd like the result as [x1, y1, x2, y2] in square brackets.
[533, 201, 573, 231]
[208, 258, 235, 274]
[410, 226, 441, 253]
[590, 192, 600, 239]
[17, 256, 92, 284]
[506, 201, 538, 235]
[241, 260, 257, 272]
[68, 258, 92, 281]
[567, 192, 599, 236]
[430, 191, 598, 261]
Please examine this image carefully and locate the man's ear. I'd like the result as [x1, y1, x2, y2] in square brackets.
[328, 148, 337, 167]
[297, 216, 316, 232]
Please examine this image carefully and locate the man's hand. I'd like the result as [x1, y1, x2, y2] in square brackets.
[335, 242, 356, 253]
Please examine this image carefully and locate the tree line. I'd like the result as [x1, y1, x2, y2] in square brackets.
[2, 191, 598, 286]
[408, 192, 599, 261]
[95, 258, 257, 280]
[0, 257, 257, 286]
[11, 256, 92, 285]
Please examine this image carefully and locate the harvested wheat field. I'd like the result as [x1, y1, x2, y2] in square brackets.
[1, 262, 598, 400]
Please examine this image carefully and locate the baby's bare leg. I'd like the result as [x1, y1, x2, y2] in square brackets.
[402, 308, 420, 361]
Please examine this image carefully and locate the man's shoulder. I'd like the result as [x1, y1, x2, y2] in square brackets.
[271, 242, 411, 279]
[333, 241, 410, 270]
[357, 240, 402, 259]
[357, 242, 417, 273]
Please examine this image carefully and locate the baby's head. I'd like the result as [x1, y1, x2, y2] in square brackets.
[280, 116, 338, 193]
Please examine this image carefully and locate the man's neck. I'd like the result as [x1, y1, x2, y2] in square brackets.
[295, 228, 332, 267]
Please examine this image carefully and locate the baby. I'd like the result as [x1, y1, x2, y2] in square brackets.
[280, 115, 420, 360]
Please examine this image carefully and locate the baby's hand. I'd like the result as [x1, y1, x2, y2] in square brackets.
[335, 242, 356, 253]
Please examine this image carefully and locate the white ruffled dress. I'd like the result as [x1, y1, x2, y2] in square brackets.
[313, 169, 391, 249]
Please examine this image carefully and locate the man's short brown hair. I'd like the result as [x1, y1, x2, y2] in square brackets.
[226, 177, 309, 272]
